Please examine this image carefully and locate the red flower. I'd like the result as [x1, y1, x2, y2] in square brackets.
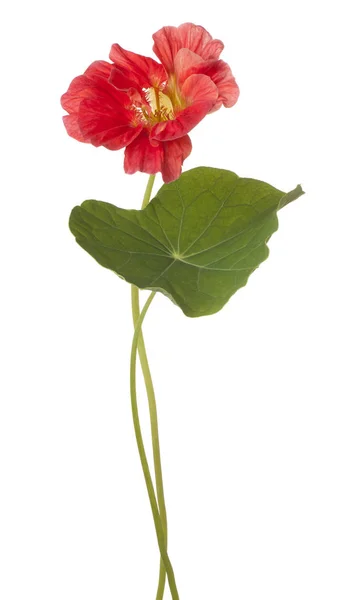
[61, 23, 239, 183]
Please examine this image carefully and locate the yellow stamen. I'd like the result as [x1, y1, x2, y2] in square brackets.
[143, 87, 175, 124]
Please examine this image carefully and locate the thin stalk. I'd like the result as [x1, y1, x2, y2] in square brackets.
[141, 174, 156, 210]
[132, 173, 168, 599]
[131, 286, 168, 599]
[130, 292, 179, 600]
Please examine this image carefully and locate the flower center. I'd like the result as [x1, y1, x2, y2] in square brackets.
[141, 87, 174, 125]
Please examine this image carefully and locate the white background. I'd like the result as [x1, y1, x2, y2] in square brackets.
[1, 0, 346, 598]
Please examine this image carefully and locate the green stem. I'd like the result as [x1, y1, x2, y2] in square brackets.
[131, 286, 168, 599]
[131, 173, 168, 600]
[141, 174, 156, 209]
[130, 292, 179, 600]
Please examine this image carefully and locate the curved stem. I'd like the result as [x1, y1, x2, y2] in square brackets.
[131, 286, 168, 600]
[133, 173, 168, 599]
[130, 292, 179, 600]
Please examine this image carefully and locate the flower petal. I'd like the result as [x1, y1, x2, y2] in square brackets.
[109, 44, 167, 90]
[108, 68, 144, 106]
[151, 74, 218, 141]
[78, 97, 142, 150]
[109, 67, 136, 91]
[61, 72, 142, 149]
[61, 61, 113, 114]
[172, 49, 239, 111]
[153, 23, 224, 72]
[161, 135, 192, 183]
[124, 132, 192, 182]
[198, 60, 240, 110]
[84, 60, 113, 79]
[124, 132, 163, 175]
[176, 23, 224, 59]
[61, 75, 94, 114]
[173, 48, 204, 85]
[62, 114, 86, 142]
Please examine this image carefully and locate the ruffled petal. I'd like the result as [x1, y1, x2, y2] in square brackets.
[172, 49, 239, 111]
[124, 132, 192, 182]
[109, 68, 136, 91]
[153, 23, 223, 72]
[161, 135, 192, 183]
[173, 48, 205, 85]
[62, 114, 86, 142]
[152, 27, 182, 74]
[108, 68, 144, 106]
[61, 72, 142, 149]
[109, 44, 167, 90]
[200, 38, 225, 61]
[198, 60, 240, 110]
[77, 93, 142, 150]
[124, 132, 164, 175]
[61, 75, 94, 114]
[61, 61, 113, 114]
[151, 74, 218, 141]
[176, 23, 224, 59]
[79, 102, 142, 150]
[84, 60, 113, 79]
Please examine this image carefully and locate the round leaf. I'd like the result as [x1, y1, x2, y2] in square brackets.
[69, 167, 303, 317]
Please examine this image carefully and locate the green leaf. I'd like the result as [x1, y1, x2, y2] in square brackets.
[69, 167, 303, 318]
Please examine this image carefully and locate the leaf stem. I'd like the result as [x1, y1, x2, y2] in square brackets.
[141, 174, 156, 210]
[131, 173, 173, 599]
[139, 174, 168, 600]
[131, 286, 168, 599]
[130, 291, 179, 600]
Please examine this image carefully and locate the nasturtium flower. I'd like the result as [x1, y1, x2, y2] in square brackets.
[61, 23, 239, 182]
